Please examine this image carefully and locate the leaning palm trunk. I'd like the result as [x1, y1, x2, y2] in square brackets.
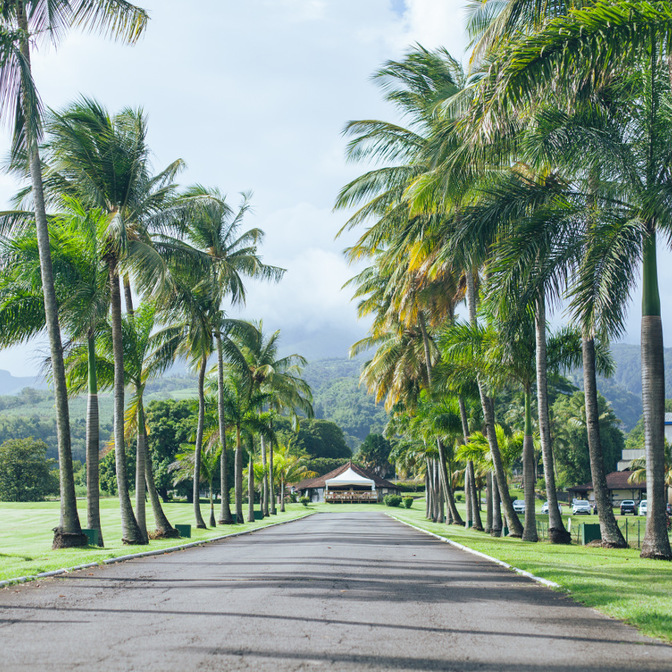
[86, 334, 103, 546]
[140, 398, 177, 537]
[582, 334, 626, 547]
[481, 389, 522, 536]
[522, 385, 538, 542]
[485, 471, 493, 534]
[216, 336, 233, 524]
[640, 230, 671, 559]
[491, 470, 503, 537]
[134, 398, 148, 543]
[247, 451, 255, 523]
[467, 461, 483, 531]
[193, 357, 207, 529]
[17, 13, 84, 549]
[436, 441, 463, 525]
[269, 439, 276, 515]
[465, 271, 522, 536]
[535, 297, 570, 544]
[235, 425, 244, 522]
[109, 262, 144, 544]
[261, 435, 269, 517]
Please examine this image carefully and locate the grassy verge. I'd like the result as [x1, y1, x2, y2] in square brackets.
[378, 502, 672, 642]
[0, 499, 313, 584]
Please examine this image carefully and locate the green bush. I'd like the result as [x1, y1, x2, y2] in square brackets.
[384, 494, 402, 507]
[300, 497, 310, 507]
[403, 496, 413, 509]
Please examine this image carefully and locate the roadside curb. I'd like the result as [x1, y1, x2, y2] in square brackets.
[388, 514, 561, 589]
[0, 512, 315, 589]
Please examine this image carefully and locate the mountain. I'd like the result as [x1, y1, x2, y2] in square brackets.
[0, 369, 47, 395]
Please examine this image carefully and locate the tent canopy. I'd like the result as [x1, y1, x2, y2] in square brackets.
[325, 466, 375, 490]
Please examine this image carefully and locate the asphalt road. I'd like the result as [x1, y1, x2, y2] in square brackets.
[1, 512, 670, 671]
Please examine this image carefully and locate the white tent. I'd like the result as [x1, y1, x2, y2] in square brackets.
[325, 466, 375, 492]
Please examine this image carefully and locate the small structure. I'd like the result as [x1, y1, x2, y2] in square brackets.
[568, 470, 647, 505]
[294, 462, 400, 503]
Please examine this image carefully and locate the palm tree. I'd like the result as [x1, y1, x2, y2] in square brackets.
[273, 442, 316, 513]
[469, 0, 672, 559]
[42, 98, 183, 544]
[0, 0, 147, 548]
[235, 322, 313, 517]
[0, 197, 111, 545]
[155, 187, 284, 522]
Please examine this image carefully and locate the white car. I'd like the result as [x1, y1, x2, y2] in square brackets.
[512, 499, 525, 514]
[572, 500, 592, 515]
[541, 501, 562, 514]
[639, 500, 648, 516]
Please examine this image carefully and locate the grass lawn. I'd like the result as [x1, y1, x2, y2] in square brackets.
[0, 498, 313, 584]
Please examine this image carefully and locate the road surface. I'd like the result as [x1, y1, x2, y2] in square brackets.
[1, 512, 670, 671]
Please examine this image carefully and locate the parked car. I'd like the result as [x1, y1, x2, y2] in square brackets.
[572, 500, 592, 515]
[639, 500, 648, 516]
[512, 499, 525, 514]
[620, 499, 637, 515]
[667, 503, 672, 516]
[541, 501, 562, 514]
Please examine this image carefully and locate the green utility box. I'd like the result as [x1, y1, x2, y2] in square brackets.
[581, 523, 602, 545]
[81, 528, 99, 546]
[175, 524, 191, 538]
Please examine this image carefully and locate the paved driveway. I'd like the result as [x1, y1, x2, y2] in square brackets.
[1, 512, 670, 671]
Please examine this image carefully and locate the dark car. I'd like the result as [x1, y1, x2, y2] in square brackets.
[620, 500, 636, 515]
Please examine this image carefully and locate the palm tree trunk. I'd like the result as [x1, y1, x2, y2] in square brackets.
[143, 396, 177, 537]
[193, 356, 207, 529]
[582, 333, 626, 547]
[209, 481, 216, 528]
[269, 436, 277, 515]
[109, 261, 143, 544]
[435, 460, 445, 523]
[280, 475, 286, 512]
[86, 334, 103, 546]
[216, 335, 233, 524]
[466, 269, 522, 537]
[235, 425, 244, 522]
[640, 229, 671, 559]
[247, 451, 255, 523]
[522, 383, 538, 542]
[458, 396, 482, 530]
[17, 9, 84, 549]
[425, 468, 431, 519]
[261, 434, 269, 517]
[435, 443, 463, 525]
[134, 392, 148, 543]
[485, 471, 493, 534]
[491, 471, 503, 537]
[535, 296, 570, 543]
[123, 275, 134, 315]
[467, 461, 483, 530]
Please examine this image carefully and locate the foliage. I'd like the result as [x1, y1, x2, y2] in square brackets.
[355, 433, 393, 478]
[403, 496, 413, 508]
[0, 438, 58, 502]
[300, 497, 310, 507]
[383, 494, 402, 507]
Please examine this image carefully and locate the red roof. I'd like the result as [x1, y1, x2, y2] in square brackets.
[294, 462, 398, 491]
[569, 471, 646, 492]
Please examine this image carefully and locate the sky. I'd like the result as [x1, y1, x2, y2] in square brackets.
[0, 0, 667, 377]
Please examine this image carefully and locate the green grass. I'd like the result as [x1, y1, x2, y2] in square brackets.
[377, 501, 672, 642]
[0, 499, 312, 583]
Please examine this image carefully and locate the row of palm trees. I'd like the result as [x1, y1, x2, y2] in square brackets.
[337, 0, 672, 559]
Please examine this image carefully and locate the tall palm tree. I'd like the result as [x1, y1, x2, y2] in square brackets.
[0, 0, 147, 547]
[273, 442, 316, 513]
[0, 197, 110, 544]
[42, 98, 183, 544]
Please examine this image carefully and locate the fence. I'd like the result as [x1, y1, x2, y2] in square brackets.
[536, 518, 647, 548]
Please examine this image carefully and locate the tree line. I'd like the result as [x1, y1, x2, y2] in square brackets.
[336, 0, 672, 559]
[0, 1, 319, 549]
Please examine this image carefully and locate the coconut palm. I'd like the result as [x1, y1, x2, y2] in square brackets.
[0, 198, 111, 544]
[41, 98, 184, 544]
[0, 0, 146, 547]
[273, 442, 316, 513]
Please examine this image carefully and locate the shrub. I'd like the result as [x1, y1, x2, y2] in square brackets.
[300, 497, 310, 507]
[403, 496, 413, 509]
[384, 494, 402, 507]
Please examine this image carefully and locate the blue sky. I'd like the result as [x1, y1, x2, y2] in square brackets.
[0, 0, 664, 377]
